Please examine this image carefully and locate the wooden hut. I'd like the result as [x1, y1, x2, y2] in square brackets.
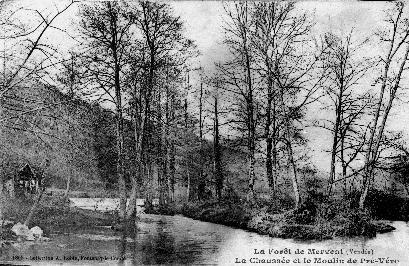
[15, 164, 43, 195]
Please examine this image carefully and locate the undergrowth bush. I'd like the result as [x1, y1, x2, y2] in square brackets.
[314, 200, 376, 238]
[182, 200, 251, 229]
[366, 189, 409, 220]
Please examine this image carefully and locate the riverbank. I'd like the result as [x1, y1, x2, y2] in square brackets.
[179, 199, 396, 240]
[1, 195, 396, 244]
[1, 214, 408, 265]
[1, 196, 117, 243]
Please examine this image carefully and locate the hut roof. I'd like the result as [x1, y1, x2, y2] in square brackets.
[18, 164, 35, 181]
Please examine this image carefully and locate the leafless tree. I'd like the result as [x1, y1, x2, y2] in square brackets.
[77, 1, 134, 221]
[0, 0, 74, 224]
[220, 2, 258, 203]
[360, 2, 409, 209]
[126, 1, 196, 211]
[250, 2, 318, 200]
[318, 31, 373, 197]
[205, 77, 225, 201]
[250, 2, 327, 208]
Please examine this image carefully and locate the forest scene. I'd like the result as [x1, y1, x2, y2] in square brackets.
[1, 0, 409, 265]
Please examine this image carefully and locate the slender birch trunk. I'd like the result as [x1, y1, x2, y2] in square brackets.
[360, 15, 409, 208]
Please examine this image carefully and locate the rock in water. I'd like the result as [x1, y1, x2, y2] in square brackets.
[30, 226, 43, 239]
[11, 223, 29, 236]
[26, 234, 35, 241]
[11, 223, 36, 241]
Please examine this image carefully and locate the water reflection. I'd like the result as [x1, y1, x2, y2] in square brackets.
[0, 215, 408, 265]
[118, 229, 126, 265]
[127, 216, 204, 265]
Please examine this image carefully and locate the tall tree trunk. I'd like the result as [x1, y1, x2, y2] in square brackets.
[0, 118, 4, 223]
[184, 72, 191, 201]
[214, 93, 223, 200]
[247, 145, 256, 202]
[186, 171, 191, 201]
[360, 44, 409, 209]
[272, 99, 278, 192]
[360, 90, 400, 208]
[64, 113, 73, 200]
[148, 160, 153, 202]
[127, 178, 138, 218]
[245, 38, 255, 203]
[279, 80, 300, 208]
[64, 170, 71, 200]
[127, 84, 146, 218]
[265, 71, 274, 191]
[285, 124, 300, 209]
[168, 94, 176, 202]
[168, 142, 176, 202]
[198, 83, 205, 200]
[328, 90, 343, 197]
[108, 4, 127, 221]
[24, 187, 45, 227]
[236, 2, 256, 203]
[0, 171, 4, 224]
[115, 91, 126, 221]
[157, 89, 167, 206]
[340, 133, 348, 197]
[359, 27, 395, 209]
[164, 82, 170, 203]
[64, 56, 76, 201]
[162, 84, 169, 204]
[126, 106, 139, 218]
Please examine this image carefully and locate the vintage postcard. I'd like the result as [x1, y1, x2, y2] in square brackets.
[0, 0, 408, 265]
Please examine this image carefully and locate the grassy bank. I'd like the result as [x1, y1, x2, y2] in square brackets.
[1, 195, 116, 242]
[180, 198, 395, 241]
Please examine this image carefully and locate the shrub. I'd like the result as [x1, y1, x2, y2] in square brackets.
[181, 200, 250, 229]
[366, 189, 409, 220]
[314, 200, 376, 238]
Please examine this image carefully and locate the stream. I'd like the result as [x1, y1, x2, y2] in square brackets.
[0, 214, 408, 265]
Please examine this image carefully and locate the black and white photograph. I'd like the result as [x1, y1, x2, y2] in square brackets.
[0, 0, 408, 265]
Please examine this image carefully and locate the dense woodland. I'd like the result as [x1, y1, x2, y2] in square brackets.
[1, 0, 409, 229]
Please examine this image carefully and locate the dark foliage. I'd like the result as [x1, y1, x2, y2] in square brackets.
[366, 189, 409, 221]
[181, 200, 251, 229]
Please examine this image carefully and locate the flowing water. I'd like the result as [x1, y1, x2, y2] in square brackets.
[1, 214, 408, 265]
